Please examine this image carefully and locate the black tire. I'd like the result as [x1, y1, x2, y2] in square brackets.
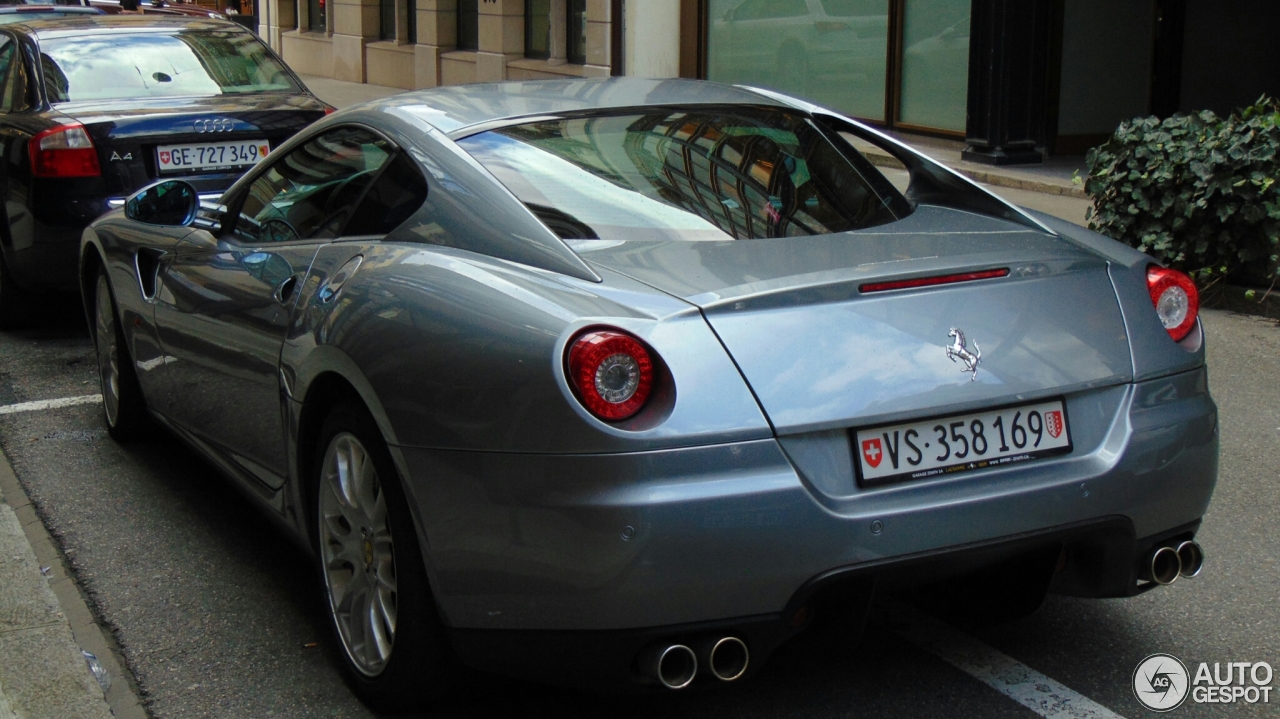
[0, 251, 30, 330]
[312, 401, 456, 713]
[93, 270, 149, 441]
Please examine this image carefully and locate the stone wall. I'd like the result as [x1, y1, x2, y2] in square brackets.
[265, 0, 619, 89]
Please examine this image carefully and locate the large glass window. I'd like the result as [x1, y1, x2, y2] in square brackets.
[344, 154, 429, 236]
[40, 31, 300, 102]
[379, 0, 395, 41]
[457, 0, 478, 50]
[567, 0, 586, 64]
[407, 0, 416, 44]
[456, 108, 905, 242]
[898, 1, 970, 131]
[526, 0, 550, 59]
[705, 0, 889, 122]
[231, 127, 394, 244]
[307, 0, 324, 32]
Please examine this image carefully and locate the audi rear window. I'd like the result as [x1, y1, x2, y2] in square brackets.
[39, 30, 299, 102]
[456, 107, 908, 242]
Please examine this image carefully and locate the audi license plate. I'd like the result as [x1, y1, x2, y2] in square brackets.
[156, 140, 270, 174]
[854, 399, 1071, 487]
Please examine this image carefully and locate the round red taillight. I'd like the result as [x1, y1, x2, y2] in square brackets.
[1146, 265, 1199, 342]
[567, 330, 654, 421]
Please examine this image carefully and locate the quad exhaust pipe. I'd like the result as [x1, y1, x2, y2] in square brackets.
[640, 636, 750, 688]
[706, 637, 750, 682]
[1146, 540, 1205, 585]
[639, 643, 698, 689]
[1175, 540, 1204, 578]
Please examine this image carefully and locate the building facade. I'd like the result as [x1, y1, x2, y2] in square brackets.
[260, 0, 1278, 161]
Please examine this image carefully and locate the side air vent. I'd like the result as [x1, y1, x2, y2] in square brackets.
[135, 248, 164, 300]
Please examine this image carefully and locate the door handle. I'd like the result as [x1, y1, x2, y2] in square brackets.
[273, 274, 300, 305]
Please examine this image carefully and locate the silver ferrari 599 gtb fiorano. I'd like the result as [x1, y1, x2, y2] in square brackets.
[80, 78, 1216, 711]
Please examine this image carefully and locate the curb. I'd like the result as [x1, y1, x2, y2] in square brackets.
[862, 148, 1088, 199]
[1205, 285, 1280, 321]
[0, 448, 148, 719]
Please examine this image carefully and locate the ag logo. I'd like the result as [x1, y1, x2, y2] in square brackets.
[1134, 653, 1190, 712]
[861, 438, 883, 468]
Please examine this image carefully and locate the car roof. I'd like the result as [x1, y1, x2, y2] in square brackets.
[7, 14, 237, 38]
[372, 77, 789, 135]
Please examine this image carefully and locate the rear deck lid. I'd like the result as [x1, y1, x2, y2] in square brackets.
[578, 206, 1134, 432]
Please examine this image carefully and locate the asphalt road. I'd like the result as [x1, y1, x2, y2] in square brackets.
[1, 287, 1277, 718]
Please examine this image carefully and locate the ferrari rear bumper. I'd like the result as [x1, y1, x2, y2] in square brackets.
[397, 366, 1217, 636]
[443, 515, 1196, 689]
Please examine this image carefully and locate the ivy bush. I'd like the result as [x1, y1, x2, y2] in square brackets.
[1083, 97, 1280, 290]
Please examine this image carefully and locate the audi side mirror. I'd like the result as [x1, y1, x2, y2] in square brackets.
[124, 180, 198, 226]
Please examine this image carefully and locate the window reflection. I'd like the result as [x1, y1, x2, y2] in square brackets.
[233, 127, 393, 244]
[707, 0, 888, 121]
[40, 31, 298, 102]
[899, 4, 970, 131]
[458, 108, 903, 242]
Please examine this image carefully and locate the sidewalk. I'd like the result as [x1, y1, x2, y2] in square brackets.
[855, 134, 1088, 200]
[0, 449, 143, 719]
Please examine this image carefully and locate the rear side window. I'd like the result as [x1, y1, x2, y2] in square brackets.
[457, 107, 905, 242]
[230, 126, 393, 244]
[343, 153, 428, 236]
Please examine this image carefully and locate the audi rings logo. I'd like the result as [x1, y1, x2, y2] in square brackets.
[1134, 654, 1191, 712]
[194, 118, 234, 133]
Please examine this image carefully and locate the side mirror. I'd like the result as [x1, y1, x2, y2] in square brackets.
[125, 180, 198, 226]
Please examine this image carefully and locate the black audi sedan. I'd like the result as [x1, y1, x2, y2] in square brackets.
[0, 15, 331, 326]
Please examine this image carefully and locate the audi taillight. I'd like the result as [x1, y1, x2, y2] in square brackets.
[1146, 265, 1199, 342]
[30, 124, 100, 178]
[566, 329, 656, 421]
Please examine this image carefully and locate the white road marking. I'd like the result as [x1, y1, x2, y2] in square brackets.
[890, 605, 1127, 719]
[0, 395, 103, 416]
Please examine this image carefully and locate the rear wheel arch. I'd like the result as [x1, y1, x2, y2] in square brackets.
[299, 376, 460, 706]
[297, 371, 366, 546]
[294, 365, 428, 560]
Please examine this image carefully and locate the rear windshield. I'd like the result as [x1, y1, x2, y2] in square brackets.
[39, 30, 299, 102]
[456, 107, 906, 242]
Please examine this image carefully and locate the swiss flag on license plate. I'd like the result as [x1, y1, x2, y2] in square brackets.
[159, 151, 170, 165]
[861, 438, 883, 468]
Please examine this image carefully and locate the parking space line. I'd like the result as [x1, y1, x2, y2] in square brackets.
[890, 605, 1126, 719]
[0, 395, 103, 416]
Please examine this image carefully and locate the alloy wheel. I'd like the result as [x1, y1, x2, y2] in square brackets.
[319, 432, 398, 677]
[95, 275, 121, 427]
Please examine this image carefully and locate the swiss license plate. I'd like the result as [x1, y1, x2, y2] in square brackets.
[156, 140, 270, 173]
[854, 399, 1072, 487]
